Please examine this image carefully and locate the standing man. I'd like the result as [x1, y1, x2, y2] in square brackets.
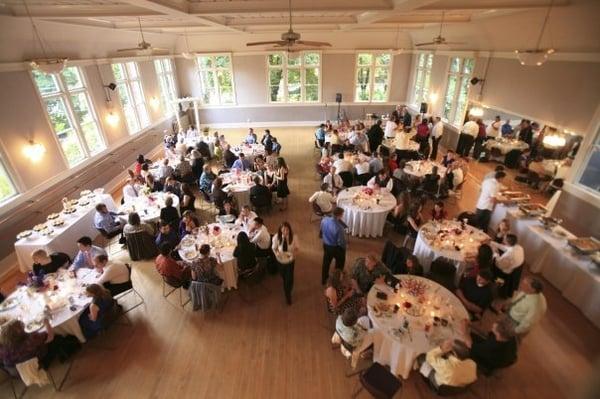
[430, 116, 444, 160]
[315, 123, 327, 148]
[472, 118, 487, 160]
[366, 119, 384, 153]
[474, 171, 505, 232]
[320, 207, 347, 285]
[457, 117, 479, 157]
[487, 115, 501, 139]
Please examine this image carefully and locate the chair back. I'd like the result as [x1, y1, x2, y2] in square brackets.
[312, 201, 325, 217]
[338, 171, 353, 188]
[15, 358, 50, 387]
[189, 281, 222, 312]
[490, 147, 503, 158]
[125, 231, 159, 261]
[163, 275, 184, 289]
[428, 258, 457, 291]
[359, 362, 402, 399]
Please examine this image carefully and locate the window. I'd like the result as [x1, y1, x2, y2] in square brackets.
[354, 52, 392, 102]
[0, 159, 17, 203]
[196, 54, 235, 105]
[578, 128, 600, 193]
[268, 52, 320, 103]
[154, 58, 178, 115]
[112, 62, 150, 134]
[32, 67, 106, 167]
[412, 53, 433, 106]
[442, 57, 475, 126]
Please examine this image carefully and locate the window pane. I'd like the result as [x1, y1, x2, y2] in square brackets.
[137, 105, 150, 128]
[287, 55, 301, 67]
[423, 70, 431, 99]
[426, 54, 433, 68]
[374, 67, 388, 84]
[81, 121, 104, 154]
[287, 69, 300, 84]
[112, 64, 125, 81]
[463, 58, 475, 74]
[198, 56, 213, 69]
[45, 98, 73, 133]
[443, 75, 457, 120]
[357, 53, 373, 66]
[58, 128, 86, 165]
[579, 144, 600, 192]
[130, 81, 144, 104]
[356, 67, 370, 85]
[61, 67, 83, 90]
[304, 53, 319, 65]
[0, 162, 17, 202]
[269, 68, 283, 88]
[305, 85, 318, 102]
[268, 53, 283, 66]
[449, 57, 460, 73]
[126, 62, 138, 79]
[215, 55, 230, 68]
[154, 59, 163, 73]
[376, 53, 391, 66]
[217, 70, 233, 89]
[164, 59, 172, 72]
[287, 83, 301, 102]
[372, 84, 388, 102]
[355, 85, 370, 102]
[220, 86, 234, 104]
[454, 77, 470, 125]
[117, 84, 131, 107]
[418, 54, 425, 68]
[305, 67, 319, 85]
[123, 107, 139, 133]
[32, 70, 59, 95]
[70, 92, 94, 125]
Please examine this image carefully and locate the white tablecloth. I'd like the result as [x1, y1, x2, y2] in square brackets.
[336, 186, 396, 238]
[0, 268, 99, 343]
[118, 192, 180, 224]
[231, 143, 265, 161]
[14, 193, 116, 273]
[403, 161, 446, 179]
[382, 137, 419, 152]
[178, 223, 240, 290]
[221, 171, 257, 208]
[485, 138, 529, 155]
[365, 276, 468, 379]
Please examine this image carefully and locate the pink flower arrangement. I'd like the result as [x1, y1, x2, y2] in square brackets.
[362, 187, 374, 196]
[212, 225, 221, 236]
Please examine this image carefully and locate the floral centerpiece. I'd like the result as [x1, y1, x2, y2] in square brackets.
[362, 187, 374, 196]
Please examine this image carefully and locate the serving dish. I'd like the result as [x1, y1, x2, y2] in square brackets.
[16, 230, 34, 240]
[518, 203, 547, 217]
[568, 237, 600, 255]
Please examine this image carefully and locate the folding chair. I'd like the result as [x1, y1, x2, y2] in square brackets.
[162, 275, 190, 307]
[189, 281, 226, 313]
[351, 362, 401, 399]
[113, 264, 145, 320]
[310, 201, 326, 223]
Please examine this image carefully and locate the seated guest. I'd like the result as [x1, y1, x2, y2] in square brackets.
[325, 269, 362, 315]
[369, 152, 384, 175]
[388, 152, 399, 172]
[232, 152, 252, 171]
[123, 212, 154, 236]
[196, 140, 211, 160]
[199, 164, 216, 194]
[496, 276, 547, 335]
[348, 130, 368, 152]
[223, 144, 238, 169]
[249, 217, 271, 256]
[179, 210, 200, 238]
[93, 254, 130, 296]
[155, 243, 190, 287]
[219, 200, 239, 218]
[133, 154, 145, 176]
[309, 183, 336, 214]
[261, 129, 274, 152]
[421, 166, 441, 193]
[490, 234, 524, 298]
[367, 168, 393, 191]
[233, 232, 257, 272]
[354, 156, 371, 185]
[392, 160, 409, 183]
[351, 254, 391, 295]
[334, 308, 370, 350]
[211, 177, 229, 211]
[158, 158, 174, 181]
[72, 236, 107, 271]
[191, 244, 224, 286]
[493, 218, 510, 244]
[93, 203, 123, 238]
[466, 243, 494, 278]
[456, 269, 494, 319]
[163, 176, 182, 198]
[236, 205, 258, 228]
[145, 174, 163, 192]
[78, 284, 117, 339]
[175, 155, 192, 181]
[431, 201, 447, 222]
[323, 166, 343, 194]
[459, 317, 517, 373]
[271, 137, 282, 154]
[332, 152, 352, 174]
[155, 220, 180, 248]
[213, 140, 223, 161]
[423, 339, 477, 388]
[389, 192, 410, 232]
[405, 203, 423, 241]
[441, 150, 456, 168]
[160, 195, 180, 227]
[501, 119, 513, 137]
[0, 319, 55, 369]
[245, 128, 257, 144]
[31, 249, 70, 276]
[402, 255, 424, 276]
[140, 163, 150, 180]
[253, 155, 266, 174]
[249, 176, 272, 209]
[180, 183, 196, 214]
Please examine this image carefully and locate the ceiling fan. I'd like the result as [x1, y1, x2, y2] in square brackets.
[246, 0, 331, 50]
[415, 11, 465, 48]
[117, 17, 169, 55]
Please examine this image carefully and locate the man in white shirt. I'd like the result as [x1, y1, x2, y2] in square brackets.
[430, 116, 444, 160]
[249, 217, 271, 256]
[158, 158, 174, 182]
[122, 178, 139, 203]
[332, 153, 352, 174]
[309, 183, 336, 213]
[457, 117, 479, 157]
[367, 169, 394, 192]
[497, 276, 547, 335]
[236, 205, 257, 228]
[349, 130, 368, 153]
[323, 167, 343, 194]
[93, 254, 131, 296]
[354, 157, 371, 184]
[486, 115, 501, 139]
[475, 171, 505, 232]
[490, 234, 525, 298]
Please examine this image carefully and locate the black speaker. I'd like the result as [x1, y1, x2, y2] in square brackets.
[420, 102, 428, 114]
[335, 93, 342, 103]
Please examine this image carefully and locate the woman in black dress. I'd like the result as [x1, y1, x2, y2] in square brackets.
[180, 183, 196, 214]
[233, 232, 257, 272]
[274, 157, 290, 211]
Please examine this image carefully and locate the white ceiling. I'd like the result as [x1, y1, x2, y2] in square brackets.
[0, 0, 599, 62]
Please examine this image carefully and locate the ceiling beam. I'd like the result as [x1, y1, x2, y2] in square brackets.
[8, 5, 160, 19]
[419, 0, 571, 11]
[188, 0, 392, 15]
[341, 0, 439, 30]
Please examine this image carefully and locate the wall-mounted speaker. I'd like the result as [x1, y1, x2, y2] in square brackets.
[335, 93, 342, 103]
[420, 102, 428, 114]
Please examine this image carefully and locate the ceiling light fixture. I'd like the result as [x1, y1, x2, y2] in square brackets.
[23, 0, 67, 74]
[515, 0, 555, 66]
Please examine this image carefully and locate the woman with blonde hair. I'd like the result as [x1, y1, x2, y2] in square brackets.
[78, 283, 117, 339]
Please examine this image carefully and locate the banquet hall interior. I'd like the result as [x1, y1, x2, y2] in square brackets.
[0, 0, 599, 398]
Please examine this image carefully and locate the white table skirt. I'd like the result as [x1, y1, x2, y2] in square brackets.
[336, 187, 395, 238]
[485, 139, 529, 155]
[413, 231, 466, 277]
[119, 192, 180, 224]
[14, 194, 116, 272]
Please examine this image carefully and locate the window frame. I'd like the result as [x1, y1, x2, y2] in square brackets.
[0, 153, 18, 205]
[442, 56, 475, 126]
[575, 126, 600, 195]
[31, 66, 107, 168]
[154, 58, 179, 116]
[266, 51, 322, 104]
[111, 61, 151, 135]
[353, 51, 393, 103]
[195, 53, 237, 105]
[411, 53, 434, 106]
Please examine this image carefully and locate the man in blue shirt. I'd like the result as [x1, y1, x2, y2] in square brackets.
[320, 207, 347, 285]
[93, 203, 123, 238]
[232, 152, 252, 171]
[501, 119, 513, 137]
[245, 128, 257, 144]
[315, 124, 326, 148]
[71, 236, 107, 272]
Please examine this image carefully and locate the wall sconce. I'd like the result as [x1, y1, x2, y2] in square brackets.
[543, 132, 566, 148]
[150, 96, 160, 110]
[106, 111, 120, 126]
[23, 140, 46, 162]
[428, 92, 439, 104]
[469, 106, 484, 118]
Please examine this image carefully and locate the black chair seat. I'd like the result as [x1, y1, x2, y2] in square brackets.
[359, 362, 401, 399]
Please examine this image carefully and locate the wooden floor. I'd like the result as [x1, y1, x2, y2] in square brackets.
[1, 127, 599, 399]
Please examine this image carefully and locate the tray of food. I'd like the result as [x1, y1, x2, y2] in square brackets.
[16, 230, 34, 240]
[63, 207, 77, 215]
[518, 203, 547, 217]
[46, 213, 60, 221]
[51, 218, 65, 227]
[33, 223, 47, 233]
[567, 237, 600, 255]
[539, 216, 562, 230]
[80, 189, 92, 197]
[501, 191, 531, 203]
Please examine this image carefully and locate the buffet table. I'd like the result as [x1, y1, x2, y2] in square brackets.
[336, 186, 396, 238]
[362, 276, 468, 379]
[14, 192, 116, 273]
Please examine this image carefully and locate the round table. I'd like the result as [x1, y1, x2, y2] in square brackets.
[336, 186, 396, 238]
[0, 268, 99, 343]
[220, 171, 258, 208]
[231, 143, 265, 161]
[403, 160, 446, 179]
[118, 192, 180, 224]
[366, 276, 468, 379]
[485, 138, 529, 155]
[177, 223, 241, 290]
[413, 220, 489, 275]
